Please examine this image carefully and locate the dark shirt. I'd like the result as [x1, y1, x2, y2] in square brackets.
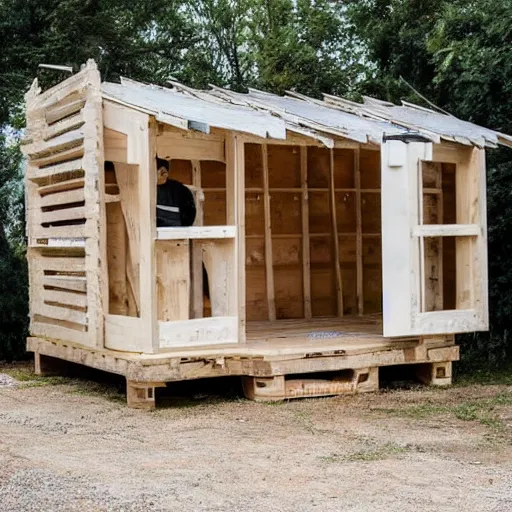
[156, 179, 196, 227]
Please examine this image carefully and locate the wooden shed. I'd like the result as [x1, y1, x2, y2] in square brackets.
[22, 60, 512, 408]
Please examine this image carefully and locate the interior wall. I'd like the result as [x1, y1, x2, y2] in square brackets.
[245, 143, 382, 322]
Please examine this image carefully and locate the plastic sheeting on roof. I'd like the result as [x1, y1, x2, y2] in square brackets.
[101, 76, 512, 149]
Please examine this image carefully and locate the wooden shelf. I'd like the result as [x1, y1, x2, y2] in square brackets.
[156, 225, 236, 240]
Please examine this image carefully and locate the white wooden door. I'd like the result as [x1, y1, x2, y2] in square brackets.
[381, 139, 488, 337]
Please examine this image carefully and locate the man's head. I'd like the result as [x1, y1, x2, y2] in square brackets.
[157, 158, 169, 185]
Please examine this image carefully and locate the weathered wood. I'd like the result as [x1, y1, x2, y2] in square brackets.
[300, 146, 312, 319]
[354, 147, 363, 315]
[156, 225, 236, 240]
[329, 148, 343, 316]
[261, 144, 276, 321]
[190, 160, 204, 319]
[156, 240, 190, 321]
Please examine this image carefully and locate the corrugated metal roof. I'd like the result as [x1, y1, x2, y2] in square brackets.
[101, 77, 512, 149]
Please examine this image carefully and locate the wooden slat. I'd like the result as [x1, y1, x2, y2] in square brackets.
[191, 160, 204, 319]
[159, 316, 238, 348]
[43, 113, 85, 141]
[27, 128, 84, 159]
[29, 158, 83, 182]
[30, 146, 84, 168]
[42, 275, 87, 292]
[39, 188, 85, 208]
[38, 256, 85, 272]
[413, 224, 480, 237]
[34, 303, 87, 325]
[31, 224, 86, 240]
[329, 149, 343, 316]
[46, 97, 87, 125]
[354, 147, 363, 316]
[300, 146, 311, 319]
[30, 321, 87, 345]
[262, 144, 276, 321]
[156, 225, 236, 240]
[37, 177, 85, 196]
[156, 240, 190, 321]
[43, 289, 87, 308]
[41, 206, 86, 225]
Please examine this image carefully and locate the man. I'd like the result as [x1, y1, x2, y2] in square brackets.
[156, 158, 196, 227]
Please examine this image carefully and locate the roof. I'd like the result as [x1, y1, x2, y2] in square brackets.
[101, 77, 512, 149]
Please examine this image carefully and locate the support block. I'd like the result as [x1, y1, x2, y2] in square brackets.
[126, 380, 166, 409]
[34, 352, 67, 377]
[416, 361, 452, 387]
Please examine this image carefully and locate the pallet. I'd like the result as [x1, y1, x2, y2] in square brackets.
[28, 334, 459, 409]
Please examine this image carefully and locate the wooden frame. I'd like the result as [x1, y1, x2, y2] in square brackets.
[23, 63, 493, 406]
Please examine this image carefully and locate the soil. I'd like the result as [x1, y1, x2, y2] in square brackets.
[0, 363, 511, 512]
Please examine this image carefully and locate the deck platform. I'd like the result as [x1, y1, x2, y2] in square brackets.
[27, 316, 459, 408]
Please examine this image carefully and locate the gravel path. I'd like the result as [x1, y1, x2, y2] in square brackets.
[0, 366, 511, 512]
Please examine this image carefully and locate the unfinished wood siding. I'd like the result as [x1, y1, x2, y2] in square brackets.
[23, 60, 106, 348]
[245, 143, 382, 322]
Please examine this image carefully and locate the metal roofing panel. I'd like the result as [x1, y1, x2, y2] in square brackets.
[102, 80, 287, 140]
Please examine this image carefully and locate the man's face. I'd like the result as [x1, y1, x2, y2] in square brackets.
[157, 165, 169, 185]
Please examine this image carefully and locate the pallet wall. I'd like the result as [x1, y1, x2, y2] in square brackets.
[23, 61, 106, 347]
[245, 143, 382, 322]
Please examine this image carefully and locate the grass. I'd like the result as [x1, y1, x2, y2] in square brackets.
[376, 392, 512, 438]
[320, 442, 408, 463]
[455, 365, 512, 386]
[2, 366, 69, 387]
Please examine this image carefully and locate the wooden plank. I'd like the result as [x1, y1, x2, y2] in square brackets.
[115, 162, 140, 315]
[39, 188, 85, 208]
[191, 160, 204, 319]
[41, 206, 86, 225]
[106, 202, 128, 316]
[236, 136, 246, 341]
[46, 97, 86, 125]
[156, 225, 236, 240]
[104, 128, 128, 163]
[43, 289, 87, 308]
[37, 177, 84, 196]
[42, 275, 86, 293]
[30, 145, 84, 168]
[37, 256, 85, 272]
[157, 137, 225, 162]
[202, 240, 236, 317]
[34, 303, 87, 325]
[43, 112, 84, 141]
[354, 147, 363, 315]
[329, 149, 343, 316]
[30, 322, 88, 345]
[156, 240, 190, 321]
[104, 314, 146, 352]
[31, 224, 86, 240]
[262, 144, 276, 321]
[28, 158, 83, 183]
[300, 146, 311, 319]
[413, 224, 480, 237]
[159, 316, 238, 348]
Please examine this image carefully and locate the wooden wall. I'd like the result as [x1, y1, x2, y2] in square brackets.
[244, 143, 382, 322]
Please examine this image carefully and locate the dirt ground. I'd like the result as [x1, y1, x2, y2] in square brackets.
[0, 363, 511, 512]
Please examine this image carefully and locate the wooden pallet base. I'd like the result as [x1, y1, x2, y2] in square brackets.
[29, 335, 458, 408]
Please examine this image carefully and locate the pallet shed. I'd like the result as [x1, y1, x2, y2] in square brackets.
[22, 60, 512, 407]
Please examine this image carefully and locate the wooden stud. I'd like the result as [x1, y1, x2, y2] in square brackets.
[190, 160, 204, 319]
[354, 147, 363, 316]
[300, 146, 312, 319]
[329, 149, 343, 316]
[262, 144, 276, 321]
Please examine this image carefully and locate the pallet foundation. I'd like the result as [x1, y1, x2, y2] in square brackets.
[29, 335, 458, 408]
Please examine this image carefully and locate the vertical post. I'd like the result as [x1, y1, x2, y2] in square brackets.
[301, 146, 312, 319]
[354, 147, 363, 316]
[139, 117, 158, 352]
[190, 160, 204, 318]
[226, 134, 246, 342]
[262, 144, 276, 321]
[82, 61, 107, 347]
[329, 148, 343, 316]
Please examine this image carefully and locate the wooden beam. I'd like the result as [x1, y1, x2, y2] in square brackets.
[354, 147, 363, 316]
[191, 160, 204, 319]
[329, 149, 343, 316]
[262, 144, 276, 321]
[300, 146, 311, 319]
